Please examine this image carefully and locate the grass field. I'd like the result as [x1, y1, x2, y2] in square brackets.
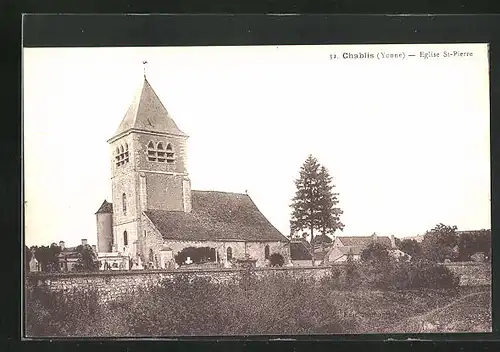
[26, 275, 491, 337]
[348, 286, 491, 334]
[386, 288, 491, 333]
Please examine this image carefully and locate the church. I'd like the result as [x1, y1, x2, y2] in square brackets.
[95, 71, 291, 270]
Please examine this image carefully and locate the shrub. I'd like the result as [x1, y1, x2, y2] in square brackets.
[269, 253, 285, 267]
[25, 285, 104, 337]
[25, 259, 459, 337]
[410, 262, 460, 289]
[174, 247, 216, 266]
[112, 270, 357, 336]
[321, 255, 460, 291]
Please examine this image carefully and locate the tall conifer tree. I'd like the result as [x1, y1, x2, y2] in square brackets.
[318, 165, 344, 237]
[290, 155, 344, 265]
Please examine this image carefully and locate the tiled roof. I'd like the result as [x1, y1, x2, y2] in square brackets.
[95, 200, 113, 214]
[327, 246, 364, 262]
[290, 241, 312, 260]
[314, 252, 327, 261]
[337, 246, 364, 255]
[110, 77, 187, 141]
[311, 234, 333, 244]
[144, 190, 289, 242]
[58, 247, 80, 259]
[337, 236, 392, 247]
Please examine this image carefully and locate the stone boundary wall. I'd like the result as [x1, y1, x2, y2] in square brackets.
[25, 262, 491, 304]
[441, 262, 491, 286]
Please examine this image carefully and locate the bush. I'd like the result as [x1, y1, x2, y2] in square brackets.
[175, 247, 216, 266]
[25, 285, 105, 337]
[269, 253, 285, 267]
[410, 262, 460, 289]
[26, 272, 358, 336]
[25, 260, 459, 336]
[320, 257, 460, 291]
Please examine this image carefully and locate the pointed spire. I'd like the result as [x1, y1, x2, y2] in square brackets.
[109, 68, 188, 142]
[142, 60, 148, 78]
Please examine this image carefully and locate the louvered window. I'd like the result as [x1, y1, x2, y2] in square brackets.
[147, 141, 175, 163]
[115, 143, 130, 166]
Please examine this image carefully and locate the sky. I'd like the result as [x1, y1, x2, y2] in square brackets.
[23, 44, 491, 247]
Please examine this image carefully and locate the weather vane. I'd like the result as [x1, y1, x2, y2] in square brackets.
[142, 60, 148, 77]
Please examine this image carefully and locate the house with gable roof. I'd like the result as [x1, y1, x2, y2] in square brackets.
[323, 233, 406, 263]
[95, 71, 290, 269]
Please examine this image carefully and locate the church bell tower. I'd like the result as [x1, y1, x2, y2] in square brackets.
[107, 66, 191, 257]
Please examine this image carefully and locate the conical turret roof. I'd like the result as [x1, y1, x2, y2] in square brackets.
[95, 200, 113, 214]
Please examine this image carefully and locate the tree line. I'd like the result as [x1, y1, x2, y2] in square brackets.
[289, 155, 490, 264]
[25, 243, 99, 273]
[397, 224, 490, 263]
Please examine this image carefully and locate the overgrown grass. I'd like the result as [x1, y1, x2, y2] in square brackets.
[24, 269, 490, 337]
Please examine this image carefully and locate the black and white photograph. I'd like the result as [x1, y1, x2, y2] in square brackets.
[23, 42, 491, 337]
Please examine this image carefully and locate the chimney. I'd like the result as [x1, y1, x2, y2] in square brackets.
[371, 233, 377, 242]
[81, 239, 88, 246]
[59, 241, 65, 250]
[390, 235, 396, 248]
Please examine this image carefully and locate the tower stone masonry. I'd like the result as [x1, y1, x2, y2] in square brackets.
[105, 75, 191, 259]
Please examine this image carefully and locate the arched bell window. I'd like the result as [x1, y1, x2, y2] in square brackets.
[115, 143, 129, 167]
[157, 142, 165, 162]
[166, 143, 174, 163]
[146, 141, 174, 163]
[147, 141, 156, 161]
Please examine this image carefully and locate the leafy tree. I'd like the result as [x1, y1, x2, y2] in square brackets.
[311, 234, 333, 252]
[34, 244, 62, 272]
[360, 242, 391, 264]
[73, 245, 99, 272]
[290, 155, 343, 265]
[457, 229, 491, 261]
[344, 251, 360, 288]
[421, 224, 459, 263]
[25, 246, 34, 272]
[394, 237, 402, 248]
[399, 239, 423, 259]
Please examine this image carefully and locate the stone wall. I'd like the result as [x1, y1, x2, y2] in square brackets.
[25, 267, 330, 304]
[25, 262, 491, 305]
[441, 262, 491, 286]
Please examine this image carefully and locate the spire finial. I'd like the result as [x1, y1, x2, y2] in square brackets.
[142, 60, 148, 78]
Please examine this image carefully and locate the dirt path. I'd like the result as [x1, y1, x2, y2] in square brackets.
[390, 290, 491, 333]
